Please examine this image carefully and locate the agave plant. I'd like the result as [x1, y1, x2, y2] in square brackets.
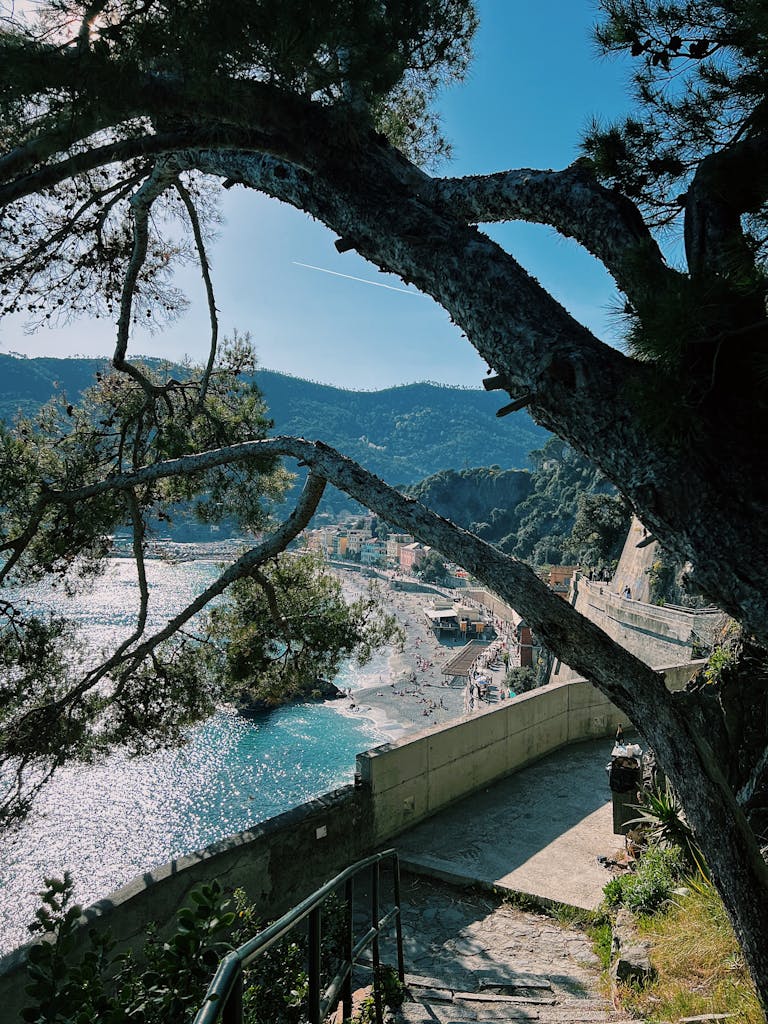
[629, 780, 709, 879]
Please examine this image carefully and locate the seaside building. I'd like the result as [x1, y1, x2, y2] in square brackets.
[423, 599, 494, 640]
[544, 565, 579, 599]
[399, 541, 429, 572]
[360, 538, 387, 566]
[515, 621, 536, 667]
[345, 530, 368, 556]
[386, 533, 413, 566]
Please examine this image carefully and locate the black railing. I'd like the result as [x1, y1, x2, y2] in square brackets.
[193, 849, 405, 1024]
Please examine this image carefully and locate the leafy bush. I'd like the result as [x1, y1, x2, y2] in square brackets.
[604, 845, 687, 916]
[23, 873, 235, 1023]
[24, 878, 395, 1024]
[353, 965, 406, 1024]
[504, 665, 538, 694]
[629, 782, 707, 877]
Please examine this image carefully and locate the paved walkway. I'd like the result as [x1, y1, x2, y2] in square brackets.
[391, 874, 623, 1024]
[393, 738, 622, 910]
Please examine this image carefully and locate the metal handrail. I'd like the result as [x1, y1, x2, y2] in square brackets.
[194, 849, 405, 1024]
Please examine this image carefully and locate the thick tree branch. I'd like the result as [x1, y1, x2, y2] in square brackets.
[41, 435, 768, 912]
[176, 145, 768, 645]
[429, 162, 679, 305]
[3, 471, 327, 756]
[26, 435, 703, 709]
[684, 131, 768, 278]
[183, 148, 641, 422]
[0, 58, 328, 199]
[0, 129, 266, 208]
[113, 161, 180, 393]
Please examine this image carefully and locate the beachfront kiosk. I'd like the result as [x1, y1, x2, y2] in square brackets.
[424, 599, 493, 641]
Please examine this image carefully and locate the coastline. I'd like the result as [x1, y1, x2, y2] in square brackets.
[327, 575, 509, 743]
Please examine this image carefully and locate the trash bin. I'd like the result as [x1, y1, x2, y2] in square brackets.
[608, 753, 642, 835]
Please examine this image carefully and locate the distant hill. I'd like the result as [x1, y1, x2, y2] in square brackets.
[0, 355, 548, 486]
[408, 440, 627, 568]
[407, 466, 533, 532]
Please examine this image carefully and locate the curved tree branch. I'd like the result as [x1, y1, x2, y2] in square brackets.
[428, 162, 679, 305]
[113, 160, 180, 393]
[35, 434, 768, 914]
[1, 471, 327, 781]
[0, 129, 267, 208]
[684, 131, 768, 278]
[174, 179, 219, 403]
[112, 470, 326, 683]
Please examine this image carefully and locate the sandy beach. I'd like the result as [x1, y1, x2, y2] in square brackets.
[328, 573, 510, 743]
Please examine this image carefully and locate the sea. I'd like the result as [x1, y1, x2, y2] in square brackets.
[0, 547, 390, 955]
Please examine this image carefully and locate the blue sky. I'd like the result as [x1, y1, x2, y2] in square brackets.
[1, 2, 635, 389]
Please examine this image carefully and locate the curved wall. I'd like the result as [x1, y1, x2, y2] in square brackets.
[552, 577, 723, 682]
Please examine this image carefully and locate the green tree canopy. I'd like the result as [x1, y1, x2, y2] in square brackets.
[418, 549, 448, 583]
[205, 551, 402, 708]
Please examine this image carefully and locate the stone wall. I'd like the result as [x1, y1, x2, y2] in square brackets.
[357, 661, 701, 844]
[552, 577, 723, 682]
[463, 588, 519, 624]
[0, 787, 375, 1024]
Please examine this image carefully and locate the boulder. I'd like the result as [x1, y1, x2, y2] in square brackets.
[611, 908, 656, 989]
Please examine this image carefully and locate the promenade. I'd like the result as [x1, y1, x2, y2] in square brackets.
[392, 736, 619, 911]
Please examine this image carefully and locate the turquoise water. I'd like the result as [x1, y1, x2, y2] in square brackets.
[0, 552, 388, 954]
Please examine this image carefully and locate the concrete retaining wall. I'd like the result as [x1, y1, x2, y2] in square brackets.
[357, 661, 702, 844]
[553, 577, 722, 681]
[0, 660, 702, 1021]
[463, 588, 519, 624]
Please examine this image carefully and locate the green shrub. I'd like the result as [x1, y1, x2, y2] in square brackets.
[349, 965, 405, 1024]
[235, 891, 348, 1024]
[604, 844, 687, 916]
[629, 782, 707, 877]
[589, 920, 614, 969]
[23, 873, 235, 1023]
[24, 878, 388, 1024]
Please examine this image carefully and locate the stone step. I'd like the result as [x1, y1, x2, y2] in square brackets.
[474, 970, 554, 991]
[405, 983, 556, 1006]
[396, 993, 618, 1024]
[455, 991, 557, 1006]
[396, 1001, 541, 1022]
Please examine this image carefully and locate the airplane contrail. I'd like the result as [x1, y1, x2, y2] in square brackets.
[292, 261, 424, 296]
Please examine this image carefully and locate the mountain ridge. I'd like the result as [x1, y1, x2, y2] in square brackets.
[0, 354, 549, 485]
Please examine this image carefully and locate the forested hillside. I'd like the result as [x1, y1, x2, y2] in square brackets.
[0, 356, 625, 556]
[0, 355, 547, 485]
[409, 438, 630, 568]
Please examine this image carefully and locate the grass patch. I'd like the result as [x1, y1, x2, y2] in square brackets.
[616, 878, 763, 1023]
[589, 920, 613, 971]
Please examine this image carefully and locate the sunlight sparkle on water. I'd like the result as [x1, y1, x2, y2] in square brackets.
[0, 555, 386, 954]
